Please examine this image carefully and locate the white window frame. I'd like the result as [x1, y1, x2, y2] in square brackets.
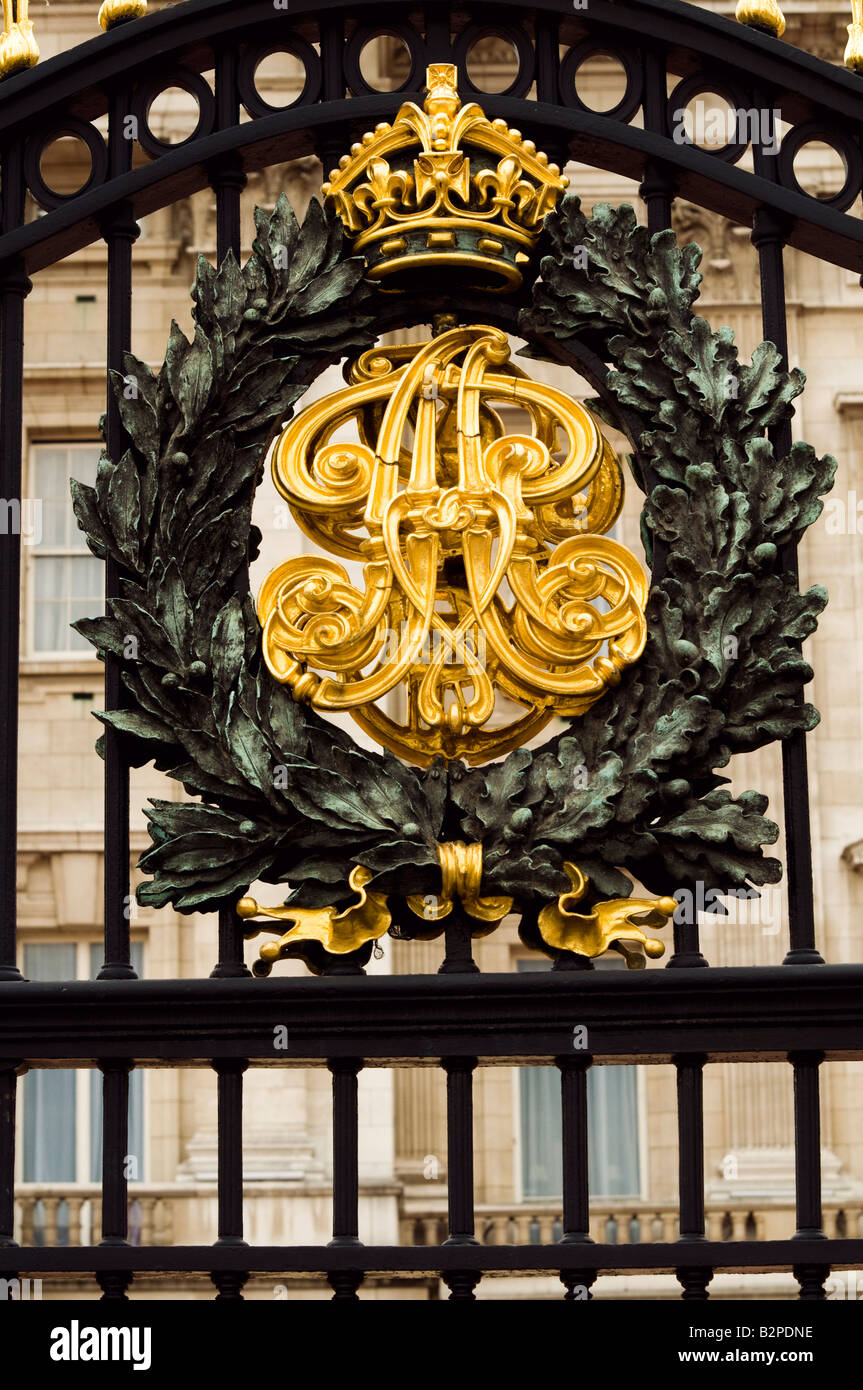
[25, 440, 104, 661]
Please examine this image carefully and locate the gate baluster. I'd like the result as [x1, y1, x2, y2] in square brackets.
[97, 1059, 132, 1299]
[441, 1056, 480, 1300]
[328, 1058, 364, 1300]
[675, 1054, 712, 1299]
[790, 1050, 829, 1299]
[557, 1055, 596, 1300]
[211, 1059, 249, 1299]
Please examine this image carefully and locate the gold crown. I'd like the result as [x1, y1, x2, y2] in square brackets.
[322, 64, 568, 294]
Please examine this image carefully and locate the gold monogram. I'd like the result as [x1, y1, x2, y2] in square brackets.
[258, 324, 648, 764]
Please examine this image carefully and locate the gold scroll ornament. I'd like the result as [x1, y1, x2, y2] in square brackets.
[258, 324, 648, 764]
[237, 848, 676, 973]
[537, 864, 676, 969]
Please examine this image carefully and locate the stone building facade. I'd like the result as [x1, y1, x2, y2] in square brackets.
[11, 2, 863, 1298]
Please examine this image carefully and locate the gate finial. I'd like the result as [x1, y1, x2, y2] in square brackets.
[98, 0, 147, 31]
[734, 0, 785, 38]
[0, 0, 38, 79]
[845, 0, 863, 71]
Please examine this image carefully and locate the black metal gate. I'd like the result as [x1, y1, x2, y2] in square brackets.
[1, 0, 863, 1302]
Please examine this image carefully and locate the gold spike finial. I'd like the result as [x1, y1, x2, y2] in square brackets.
[735, 0, 786, 38]
[0, 0, 38, 80]
[845, 0, 863, 72]
[98, 0, 147, 31]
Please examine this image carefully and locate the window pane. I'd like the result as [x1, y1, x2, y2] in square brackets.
[517, 960, 641, 1199]
[68, 554, 103, 599]
[31, 445, 104, 654]
[22, 945, 77, 1183]
[33, 554, 103, 652]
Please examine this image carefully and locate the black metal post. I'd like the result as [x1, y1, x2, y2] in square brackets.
[441, 1056, 479, 1298]
[558, 1055, 592, 1243]
[99, 88, 139, 981]
[558, 1055, 595, 1299]
[211, 899, 251, 979]
[210, 1059, 248, 1299]
[675, 1054, 711, 1299]
[97, 1060, 132, 1299]
[328, 1058, 363, 1299]
[640, 49, 675, 237]
[439, 906, 478, 974]
[750, 193, 822, 967]
[213, 47, 246, 268]
[0, 1064, 20, 1247]
[790, 1051, 825, 1240]
[790, 1051, 828, 1299]
[0, 135, 30, 983]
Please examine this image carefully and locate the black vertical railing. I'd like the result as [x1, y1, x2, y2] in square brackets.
[640, 57, 705, 970]
[790, 1050, 828, 1299]
[96, 92, 139, 1303]
[751, 107, 822, 968]
[97, 1060, 132, 1299]
[213, 47, 246, 269]
[640, 47, 675, 238]
[558, 1054, 595, 1300]
[211, 1059, 249, 1299]
[442, 1056, 479, 1300]
[675, 1054, 711, 1299]
[99, 88, 139, 983]
[0, 139, 29, 985]
[318, 14, 347, 180]
[328, 1058, 364, 1300]
[559, 1056, 592, 1242]
[0, 136, 31, 1290]
[0, 1064, 19, 1249]
[208, 53, 252, 984]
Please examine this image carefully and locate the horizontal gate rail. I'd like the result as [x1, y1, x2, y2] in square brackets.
[0, 0, 862, 272]
[0, 967, 861, 1061]
[4, 1238, 861, 1275]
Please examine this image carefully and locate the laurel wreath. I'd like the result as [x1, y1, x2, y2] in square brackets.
[71, 194, 834, 927]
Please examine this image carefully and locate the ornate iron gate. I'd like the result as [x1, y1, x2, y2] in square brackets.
[1, 0, 862, 1303]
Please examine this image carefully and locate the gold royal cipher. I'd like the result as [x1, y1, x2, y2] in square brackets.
[246, 66, 674, 970]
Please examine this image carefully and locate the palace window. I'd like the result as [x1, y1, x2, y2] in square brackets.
[29, 443, 103, 655]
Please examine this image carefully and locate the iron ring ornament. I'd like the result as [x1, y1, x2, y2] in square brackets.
[72, 65, 834, 975]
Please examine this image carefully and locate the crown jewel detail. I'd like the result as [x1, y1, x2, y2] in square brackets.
[322, 64, 568, 293]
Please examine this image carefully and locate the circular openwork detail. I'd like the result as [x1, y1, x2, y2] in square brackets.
[24, 119, 108, 211]
[238, 40, 321, 117]
[131, 71, 215, 158]
[454, 24, 534, 98]
[560, 42, 643, 124]
[666, 75, 752, 164]
[778, 121, 863, 212]
[344, 25, 422, 96]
